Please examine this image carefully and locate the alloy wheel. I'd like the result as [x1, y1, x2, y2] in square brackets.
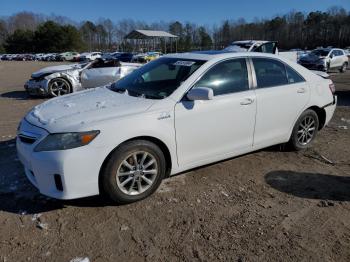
[50, 80, 70, 96]
[116, 151, 158, 196]
[297, 116, 316, 145]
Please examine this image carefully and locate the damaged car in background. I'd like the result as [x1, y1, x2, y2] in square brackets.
[298, 48, 348, 73]
[224, 40, 299, 63]
[24, 59, 142, 97]
[224, 40, 279, 53]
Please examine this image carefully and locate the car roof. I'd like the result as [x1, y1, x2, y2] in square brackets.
[165, 51, 280, 61]
[231, 40, 273, 45]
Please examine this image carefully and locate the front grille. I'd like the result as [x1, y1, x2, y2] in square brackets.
[300, 63, 314, 69]
[18, 134, 37, 144]
[31, 77, 43, 82]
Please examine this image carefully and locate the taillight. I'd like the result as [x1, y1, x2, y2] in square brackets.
[329, 83, 335, 94]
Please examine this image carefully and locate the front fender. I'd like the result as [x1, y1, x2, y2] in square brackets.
[45, 72, 82, 92]
[87, 108, 179, 174]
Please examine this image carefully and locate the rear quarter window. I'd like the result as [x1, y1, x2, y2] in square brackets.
[285, 65, 305, 84]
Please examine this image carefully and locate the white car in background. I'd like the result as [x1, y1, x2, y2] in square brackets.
[58, 52, 80, 61]
[298, 48, 349, 73]
[34, 53, 45, 60]
[17, 52, 336, 203]
[24, 59, 142, 97]
[225, 40, 299, 63]
[80, 52, 102, 61]
[225, 40, 278, 53]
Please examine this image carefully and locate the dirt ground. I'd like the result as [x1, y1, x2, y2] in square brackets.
[0, 61, 349, 262]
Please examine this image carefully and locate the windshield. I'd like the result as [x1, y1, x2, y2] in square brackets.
[311, 49, 330, 57]
[110, 57, 205, 99]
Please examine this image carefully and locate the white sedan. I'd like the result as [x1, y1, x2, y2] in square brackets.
[17, 52, 337, 203]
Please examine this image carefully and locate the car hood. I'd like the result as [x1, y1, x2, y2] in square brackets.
[25, 87, 156, 132]
[31, 64, 84, 78]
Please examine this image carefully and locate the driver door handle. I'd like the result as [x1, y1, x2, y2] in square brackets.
[240, 98, 254, 105]
[297, 87, 306, 93]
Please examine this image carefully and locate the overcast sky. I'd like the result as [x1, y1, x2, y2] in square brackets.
[1, 0, 350, 24]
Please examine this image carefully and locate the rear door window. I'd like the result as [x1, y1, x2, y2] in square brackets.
[336, 50, 344, 56]
[252, 58, 288, 88]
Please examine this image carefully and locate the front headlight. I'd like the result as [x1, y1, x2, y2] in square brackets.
[34, 131, 100, 152]
[317, 59, 326, 65]
[31, 72, 52, 81]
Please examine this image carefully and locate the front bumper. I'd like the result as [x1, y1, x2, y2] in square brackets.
[24, 79, 49, 96]
[16, 119, 104, 199]
[299, 62, 326, 71]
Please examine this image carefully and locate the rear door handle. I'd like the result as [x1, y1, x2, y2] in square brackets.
[240, 98, 254, 105]
[297, 87, 306, 93]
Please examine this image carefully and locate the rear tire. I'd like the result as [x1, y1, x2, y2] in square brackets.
[101, 140, 166, 204]
[287, 109, 319, 151]
[340, 63, 347, 73]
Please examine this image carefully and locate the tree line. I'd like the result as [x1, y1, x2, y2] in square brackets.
[0, 6, 349, 54]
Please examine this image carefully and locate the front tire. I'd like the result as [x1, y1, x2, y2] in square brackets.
[288, 109, 319, 151]
[101, 140, 166, 204]
[48, 78, 71, 97]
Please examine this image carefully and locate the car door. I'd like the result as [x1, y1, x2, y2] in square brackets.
[174, 58, 257, 168]
[335, 50, 344, 68]
[329, 51, 339, 69]
[81, 66, 120, 88]
[251, 57, 309, 148]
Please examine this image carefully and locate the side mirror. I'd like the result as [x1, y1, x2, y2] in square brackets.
[187, 87, 214, 101]
[330, 53, 334, 59]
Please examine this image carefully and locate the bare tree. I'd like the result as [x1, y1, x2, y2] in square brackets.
[2, 7, 350, 53]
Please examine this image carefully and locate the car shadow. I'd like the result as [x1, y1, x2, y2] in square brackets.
[0, 91, 44, 100]
[335, 90, 350, 106]
[265, 170, 350, 201]
[0, 138, 119, 215]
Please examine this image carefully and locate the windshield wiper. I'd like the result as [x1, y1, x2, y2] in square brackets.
[128, 90, 160, 99]
[144, 94, 161, 99]
[111, 87, 128, 94]
[110, 87, 160, 99]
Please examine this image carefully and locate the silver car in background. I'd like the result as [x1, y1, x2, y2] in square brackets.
[24, 59, 142, 97]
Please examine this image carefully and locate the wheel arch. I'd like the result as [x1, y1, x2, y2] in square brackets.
[98, 136, 173, 192]
[289, 105, 326, 137]
[307, 105, 326, 130]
